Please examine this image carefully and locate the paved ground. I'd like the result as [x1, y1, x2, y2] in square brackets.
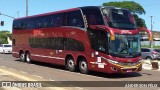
[0, 54, 160, 90]
[142, 60, 160, 71]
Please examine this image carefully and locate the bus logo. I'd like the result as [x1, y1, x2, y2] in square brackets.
[121, 30, 132, 34]
[33, 29, 44, 37]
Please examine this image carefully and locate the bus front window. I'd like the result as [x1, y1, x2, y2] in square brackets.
[102, 8, 136, 30]
[108, 34, 141, 57]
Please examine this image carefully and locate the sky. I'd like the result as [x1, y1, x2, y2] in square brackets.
[0, 0, 160, 32]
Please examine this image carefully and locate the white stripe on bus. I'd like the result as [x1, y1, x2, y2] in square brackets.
[12, 52, 65, 60]
[31, 54, 65, 60]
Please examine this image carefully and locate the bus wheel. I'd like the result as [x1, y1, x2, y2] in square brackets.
[66, 57, 76, 72]
[20, 52, 25, 62]
[26, 52, 31, 63]
[79, 59, 88, 74]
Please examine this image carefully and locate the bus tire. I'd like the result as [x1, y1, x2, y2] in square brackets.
[79, 59, 88, 74]
[66, 57, 76, 72]
[20, 52, 25, 62]
[26, 52, 31, 63]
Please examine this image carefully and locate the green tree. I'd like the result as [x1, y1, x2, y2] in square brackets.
[103, 1, 146, 28]
[133, 14, 146, 27]
[0, 30, 11, 44]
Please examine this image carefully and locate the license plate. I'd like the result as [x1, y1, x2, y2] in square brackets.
[126, 70, 132, 72]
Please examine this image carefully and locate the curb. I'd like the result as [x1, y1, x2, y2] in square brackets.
[142, 60, 160, 71]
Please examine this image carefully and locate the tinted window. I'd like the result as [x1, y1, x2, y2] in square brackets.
[102, 8, 136, 30]
[51, 14, 64, 27]
[141, 48, 150, 52]
[25, 19, 35, 29]
[68, 10, 84, 28]
[50, 37, 64, 50]
[29, 37, 84, 52]
[13, 20, 22, 30]
[65, 38, 85, 52]
[4, 45, 12, 47]
[154, 49, 160, 52]
[88, 29, 107, 53]
[13, 13, 65, 30]
[82, 8, 104, 25]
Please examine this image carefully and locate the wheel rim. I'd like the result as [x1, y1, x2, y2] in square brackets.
[68, 59, 74, 68]
[20, 53, 25, 61]
[26, 54, 30, 63]
[80, 61, 87, 71]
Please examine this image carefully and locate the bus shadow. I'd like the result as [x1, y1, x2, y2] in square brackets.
[15, 59, 142, 79]
[14, 59, 66, 70]
[88, 71, 142, 79]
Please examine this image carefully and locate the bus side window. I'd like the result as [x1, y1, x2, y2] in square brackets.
[89, 14, 96, 24]
[54, 14, 64, 27]
[82, 8, 104, 25]
[26, 20, 35, 29]
[68, 10, 84, 28]
[88, 30, 107, 53]
[13, 20, 22, 30]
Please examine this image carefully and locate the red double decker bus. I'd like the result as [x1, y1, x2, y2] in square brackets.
[12, 6, 152, 74]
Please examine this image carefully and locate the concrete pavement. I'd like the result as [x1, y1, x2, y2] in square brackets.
[142, 60, 160, 71]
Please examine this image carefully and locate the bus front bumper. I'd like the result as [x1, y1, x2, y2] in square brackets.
[108, 62, 142, 73]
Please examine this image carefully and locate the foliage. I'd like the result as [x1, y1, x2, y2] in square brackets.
[103, 1, 146, 28]
[141, 45, 160, 49]
[103, 1, 146, 15]
[133, 14, 146, 28]
[0, 30, 11, 44]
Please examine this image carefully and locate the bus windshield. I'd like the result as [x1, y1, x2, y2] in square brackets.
[108, 34, 141, 58]
[102, 8, 136, 30]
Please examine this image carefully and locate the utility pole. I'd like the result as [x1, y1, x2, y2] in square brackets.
[26, 0, 28, 16]
[151, 16, 153, 31]
[17, 11, 19, 18]
[150, 16, 153, 48]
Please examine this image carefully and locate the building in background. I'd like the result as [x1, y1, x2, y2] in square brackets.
[140, 31, 160, 46]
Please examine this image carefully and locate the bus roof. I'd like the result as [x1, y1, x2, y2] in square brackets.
[14, 6, 126, 20]
[14, 7, 79, 20]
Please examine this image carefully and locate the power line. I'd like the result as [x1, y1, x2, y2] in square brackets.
[0, 13, 14, 18]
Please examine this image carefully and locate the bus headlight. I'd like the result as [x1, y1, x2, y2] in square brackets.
[107, 59, 119, 64]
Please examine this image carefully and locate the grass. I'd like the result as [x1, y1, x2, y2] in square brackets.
[141, 45, 160, 49]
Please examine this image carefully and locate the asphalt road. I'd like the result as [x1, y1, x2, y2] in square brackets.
[0, 54, 160, 90]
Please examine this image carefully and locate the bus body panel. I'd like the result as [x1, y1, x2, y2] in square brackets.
[12, 6, 144, 74]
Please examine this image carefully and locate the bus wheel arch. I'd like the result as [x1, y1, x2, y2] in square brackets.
[77, 56, 89, 74]
[65, 54, 76, 72]
[25, 51, 31, 63]
[19, 50, 25, 62]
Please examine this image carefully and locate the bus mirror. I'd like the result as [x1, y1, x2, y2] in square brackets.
[96, 25, 115, 40]
[137, 27, 153, 41]
[104, 26, 115, 41]
[83, 15, 88, 28]
[89, 25, 115, 41]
